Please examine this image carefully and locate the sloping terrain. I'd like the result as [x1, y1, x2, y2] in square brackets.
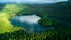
[0, 4, 24, 33]
[0, 1, 71, 40]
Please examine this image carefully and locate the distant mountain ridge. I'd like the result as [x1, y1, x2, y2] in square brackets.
[0, 0, 68, 4]
[0, 1, 71, 24]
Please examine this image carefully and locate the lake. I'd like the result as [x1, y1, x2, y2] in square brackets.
[10, 15, 54, 33]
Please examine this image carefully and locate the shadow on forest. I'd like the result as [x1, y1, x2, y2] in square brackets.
[0, 4, 6, 12]
[0, 30, 27, 40]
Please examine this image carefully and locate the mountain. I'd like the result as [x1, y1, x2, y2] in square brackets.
[38, 1, 71, 28]
[0, 1, 71, 28]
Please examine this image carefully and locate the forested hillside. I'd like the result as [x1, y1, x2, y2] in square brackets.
[38, 1, 71, 27]
[0, 1, 71, 40]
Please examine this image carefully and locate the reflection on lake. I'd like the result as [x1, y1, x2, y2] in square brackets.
[10, 15, 54, 33]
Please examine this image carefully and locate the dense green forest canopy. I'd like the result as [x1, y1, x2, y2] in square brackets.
[39, 1, 71, 27]
[0, 1, 71, 33]
[0, 1, 71, 40]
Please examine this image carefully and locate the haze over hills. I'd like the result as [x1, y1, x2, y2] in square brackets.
[0, 0, 68, 4]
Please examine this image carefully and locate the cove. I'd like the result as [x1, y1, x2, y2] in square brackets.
[10, 15, 54, 33]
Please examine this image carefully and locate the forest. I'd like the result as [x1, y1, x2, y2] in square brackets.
[0, 0, 71, 40]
